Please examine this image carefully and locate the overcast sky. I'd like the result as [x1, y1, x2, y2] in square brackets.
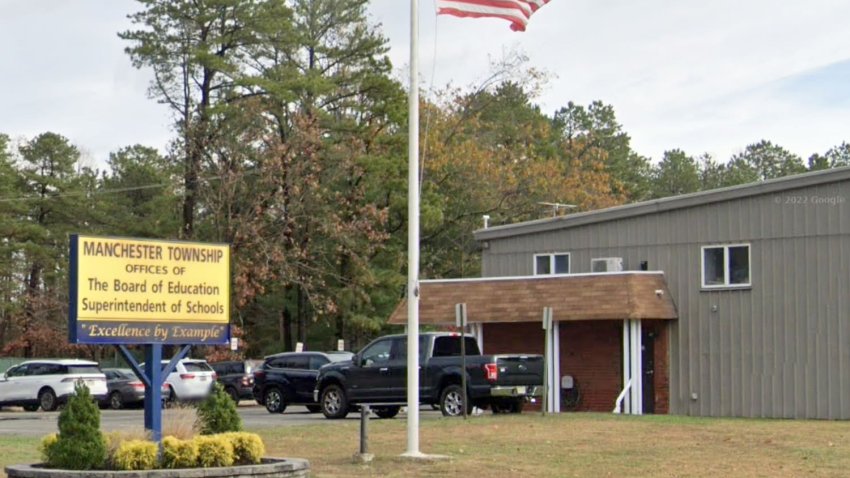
[2, 0, 849, 169]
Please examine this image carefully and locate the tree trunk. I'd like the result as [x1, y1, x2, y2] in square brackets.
[335, 315, 344, 345]
[182, 148, 199, 239]
[281, 306, 293, 352]
[335, 254, 348, 342]
[297, 285, 307, 346]
[278, 308, 284, 343]
[22, 264, 43, 358]
[0, 312, 6, 348]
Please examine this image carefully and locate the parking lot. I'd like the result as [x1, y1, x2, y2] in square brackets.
[0, 401, 442, 437]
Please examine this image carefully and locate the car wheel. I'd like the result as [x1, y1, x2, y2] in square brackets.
[264, 388, 287, 413]
[508, 399, 524, 414]
[39, 388, 58, 412]
[439, 384, 470, 417]
[320, 384, 349, 419]
[22, 404, 40, 412]
[306, 405, 322, 413]
[491, 398, 523, 414]
[109, 391, 124, 410]
[373, 406, 400, 419]
[225, 387, 240, 405]
[165, 386, 178, 406]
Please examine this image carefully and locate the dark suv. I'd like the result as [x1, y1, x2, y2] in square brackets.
[253, 351, 352, 413]
[210, 360, 263, 404]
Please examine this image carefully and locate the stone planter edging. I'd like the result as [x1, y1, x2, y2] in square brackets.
[5, 457, 309, 478]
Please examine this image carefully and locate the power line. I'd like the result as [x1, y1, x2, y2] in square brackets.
[0, 169, 262, 204]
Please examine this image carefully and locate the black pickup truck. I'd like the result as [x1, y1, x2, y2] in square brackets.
[313, 332, 543, 419]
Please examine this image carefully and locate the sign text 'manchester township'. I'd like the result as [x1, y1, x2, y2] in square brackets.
[75, 236, 230, 324]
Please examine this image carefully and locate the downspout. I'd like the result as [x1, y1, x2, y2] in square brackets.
[613, 378, 632, 414]
[553, 320, 561, 413]
[621, 319, 631, 414]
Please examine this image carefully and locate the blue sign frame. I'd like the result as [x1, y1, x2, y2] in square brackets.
[69, 235, 231, 345]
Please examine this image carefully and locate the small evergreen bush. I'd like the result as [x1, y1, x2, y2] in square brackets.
[196, 382, 242, 435]
[112, 440, 158, 471]
[222, 432, 266, 465]
[193, 435, 235, 468]
[44, 381, 107, 470]
[161, 436, 199, 469]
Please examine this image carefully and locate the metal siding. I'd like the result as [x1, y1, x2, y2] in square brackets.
[838, 233, 845, 417]
[479, 178, 850, 418]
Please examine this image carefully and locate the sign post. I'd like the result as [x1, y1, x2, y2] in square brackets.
[455, 303, 468, 419]
[541, 307, 553, 416]
[69, 235, 231, 442]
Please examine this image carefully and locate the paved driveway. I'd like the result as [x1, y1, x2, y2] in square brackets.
[0, 402, 442, 437]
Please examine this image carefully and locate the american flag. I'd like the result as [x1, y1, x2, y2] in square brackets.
[436, 0, 552, 32]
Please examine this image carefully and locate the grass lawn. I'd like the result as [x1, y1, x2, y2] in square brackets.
[4, 413, 850, 477]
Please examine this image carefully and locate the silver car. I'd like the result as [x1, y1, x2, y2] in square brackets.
[100, 368, 172, 410]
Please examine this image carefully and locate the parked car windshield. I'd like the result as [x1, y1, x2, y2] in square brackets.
[244, 360, 262, 373]
[432, 336, 481, 357]
[116, 369, 137, 380]
[184, 362, 213, 372]
[326, 352, 354, 362]
[66, 365, 102, 374]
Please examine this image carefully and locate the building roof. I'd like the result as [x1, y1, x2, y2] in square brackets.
[474, 166, 850, 241]
[388, 272, 678, 325]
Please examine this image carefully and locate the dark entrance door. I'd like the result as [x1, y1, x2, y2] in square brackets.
[641, 330, 656, 414]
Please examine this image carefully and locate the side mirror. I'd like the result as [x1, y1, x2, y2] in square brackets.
[352, 353, 362, 367]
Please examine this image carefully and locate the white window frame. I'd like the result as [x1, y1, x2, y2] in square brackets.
[700, 243, 751, 289]
[533, 252, 571, 275]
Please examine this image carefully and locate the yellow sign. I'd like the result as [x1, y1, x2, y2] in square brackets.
[73, 235, 230, 323]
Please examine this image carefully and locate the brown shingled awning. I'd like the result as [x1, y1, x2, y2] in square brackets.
[388, 273, 678, 325]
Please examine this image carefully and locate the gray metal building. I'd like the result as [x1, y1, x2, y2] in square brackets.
[474, 167, 850, 419]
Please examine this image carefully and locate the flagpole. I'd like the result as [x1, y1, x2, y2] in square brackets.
[404, 0, 422, 458]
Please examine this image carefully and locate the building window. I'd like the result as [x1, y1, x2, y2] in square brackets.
[534, 253, 570, 275]
[701, 244, 750, 288]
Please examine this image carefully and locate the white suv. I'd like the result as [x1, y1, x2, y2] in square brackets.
[0, 359, 107, 411]
[141, 359, 216, 402]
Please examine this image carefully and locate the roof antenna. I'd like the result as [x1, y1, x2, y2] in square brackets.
[538, 202, 577, 217]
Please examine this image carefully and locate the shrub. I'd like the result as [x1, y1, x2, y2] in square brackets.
[104, 428, 153, 467]
[222, 432, 266, 465]
[44, 381, 107, 470]
[163, 403, 199, 439]
[196, 382, 242, 435]
[112, 440, 158, 471]
[39, 433, 58, 463]
[193, 435, 234, 468]
[161, 436, 199, 469]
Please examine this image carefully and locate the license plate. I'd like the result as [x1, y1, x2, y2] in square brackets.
[200, 376, 207, 381]
[515, 386, 526, 394]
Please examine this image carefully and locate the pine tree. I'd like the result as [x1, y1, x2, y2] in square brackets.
[197, 382, 243, 435]
[45, 382, 107, 469]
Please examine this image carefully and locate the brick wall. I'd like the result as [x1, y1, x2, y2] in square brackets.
[558, 320, 623, 412]
[482, 320, 670, 414]
[647, 321, 670, 414]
